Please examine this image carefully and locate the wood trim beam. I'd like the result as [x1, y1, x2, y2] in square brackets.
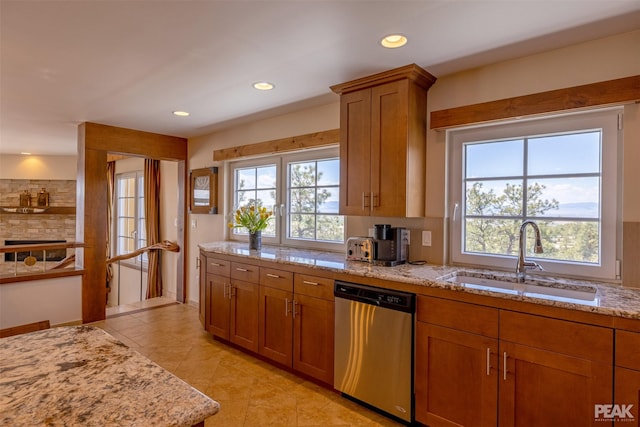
[430, 75, 640, 130]
[213, 129, 340, 161]
[84, 122, 187, 160]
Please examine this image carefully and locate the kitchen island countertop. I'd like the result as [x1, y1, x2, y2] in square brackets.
[0, 326, 220, 426]
[199, 241, 640, 320]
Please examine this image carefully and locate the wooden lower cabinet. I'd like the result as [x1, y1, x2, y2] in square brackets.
[415, 322, 498, 427]
[499, 340, 612, 427]
[293, 293, 334, 385]
[229, 279, 259, 352]
[206, 273, 230, 340]
[614, 329, 640, 425]
[258, 270, 335, 385]
[258, 285, 293, 366]
[198, 252, 206, 327]
[200, 254, 335, 386]
[615, 368, 640, 426]
[416, 296, 614, 427]
[204, 271, 259, 352]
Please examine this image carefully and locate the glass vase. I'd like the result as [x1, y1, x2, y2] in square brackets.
[249, 230, 262, 250]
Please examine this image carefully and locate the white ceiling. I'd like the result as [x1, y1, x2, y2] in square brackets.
[1, 1, 639, 156]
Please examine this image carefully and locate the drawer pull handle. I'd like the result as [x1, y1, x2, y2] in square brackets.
[303, 280, 319, 286]
[266, 273, 280, 279]
[210, 262, 222, 267]
[235, 267, 249, 272]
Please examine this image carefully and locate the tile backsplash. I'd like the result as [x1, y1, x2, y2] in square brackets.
[0, 179, 76, 248]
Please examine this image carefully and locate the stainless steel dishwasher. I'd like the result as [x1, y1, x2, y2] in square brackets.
[334, 281, 415, 424]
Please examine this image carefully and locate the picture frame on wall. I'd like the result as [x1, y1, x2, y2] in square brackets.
[189, 167, 218, 214]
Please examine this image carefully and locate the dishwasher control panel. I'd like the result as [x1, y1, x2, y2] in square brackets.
[334, 281, 415, 313]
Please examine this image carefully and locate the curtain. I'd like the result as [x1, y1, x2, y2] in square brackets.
[144, 159, 162, 299]
[106, 161, 116, 302]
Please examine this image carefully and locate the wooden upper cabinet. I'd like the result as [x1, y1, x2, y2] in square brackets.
[331, 64, 436, 217]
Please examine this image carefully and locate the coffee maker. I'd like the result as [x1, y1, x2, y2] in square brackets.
[372, 224, 408, 266]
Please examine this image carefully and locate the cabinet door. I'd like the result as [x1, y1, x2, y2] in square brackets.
[339, 88, 372, 216]
[499, 340, 613, 427]
[230, 279, 260, 352]
[293, 293, 334, 385]
[258, 285, 293, 366]
[370, 79, 410, 217]
[198, 253, 206, 328]
[207, 273, 230, 340]
[615, 367, 640, 426]
[415, 322, 498, 427]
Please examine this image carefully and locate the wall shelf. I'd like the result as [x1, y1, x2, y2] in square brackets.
[0, 206, 76, 215]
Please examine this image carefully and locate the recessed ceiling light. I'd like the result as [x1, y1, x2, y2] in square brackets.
[172, 111, 190, 117]
[381, 34, 408, 49]
[253, 82, 275, 91]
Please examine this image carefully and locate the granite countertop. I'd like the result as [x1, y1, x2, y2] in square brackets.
[0, 326, 220, 426]
[199, 241, 640, 320]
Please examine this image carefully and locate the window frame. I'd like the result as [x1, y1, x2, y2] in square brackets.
[227, 146, 345, 251]
[115, 171, 147, 267]
[448, 108, 622, 281]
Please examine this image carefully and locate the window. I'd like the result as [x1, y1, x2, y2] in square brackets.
[116, 172, 146, 265]
[449, 109, 621, 280]
[229, 147, 345, 250]
[288, 157, 342, 242]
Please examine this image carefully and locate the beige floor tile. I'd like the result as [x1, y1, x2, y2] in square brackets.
[92, 303, 403, 427]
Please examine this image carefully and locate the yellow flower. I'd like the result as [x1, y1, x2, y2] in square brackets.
[229, 202, 273, 233]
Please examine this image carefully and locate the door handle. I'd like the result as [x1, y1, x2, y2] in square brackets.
[503, 351, 508, 381]
[361, 192, 370, 211]
[285, 298, 290, 317]
[371, 192, 377, 211]
[486, 348, 491, 376]
[292, 300, 298, 318]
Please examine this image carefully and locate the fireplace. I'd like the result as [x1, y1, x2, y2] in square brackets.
[4, 240, 67, 262]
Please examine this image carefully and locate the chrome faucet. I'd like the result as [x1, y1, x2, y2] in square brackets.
[516, 220, 544, 283]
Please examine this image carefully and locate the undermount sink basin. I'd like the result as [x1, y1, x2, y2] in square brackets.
[446, 273, 600, 306]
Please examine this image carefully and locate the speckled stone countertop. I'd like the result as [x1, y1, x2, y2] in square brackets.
[199, 241, 640, 320]
[0, 326, 220, 426]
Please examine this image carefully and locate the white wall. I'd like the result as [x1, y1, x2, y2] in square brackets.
[0, 154, 77, 180]
[0, 275, 82, 328]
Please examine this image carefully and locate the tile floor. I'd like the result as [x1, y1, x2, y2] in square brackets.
[90, 302, 402, 427]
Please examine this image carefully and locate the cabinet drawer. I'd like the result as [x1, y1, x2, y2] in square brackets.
[500, 311, 613, 364]
[294, 274, 334, 300]
[260, 267, 293, 292]
[616, 330, 640, 370]
[417, 296, 499, 338]
[206, 258, 230, 277]
[231, 262, 260, 283]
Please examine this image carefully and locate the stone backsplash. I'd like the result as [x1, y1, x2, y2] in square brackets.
[0, 180, 77, 267]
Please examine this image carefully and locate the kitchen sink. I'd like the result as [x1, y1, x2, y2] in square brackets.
[446, 273, 600, 306]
